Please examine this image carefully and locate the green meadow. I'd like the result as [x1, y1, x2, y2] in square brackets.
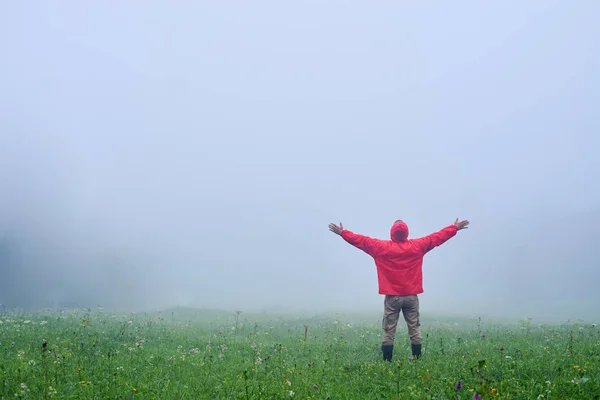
[0, 307, 598, 399]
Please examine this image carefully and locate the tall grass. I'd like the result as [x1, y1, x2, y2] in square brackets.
[0, 308, 598, 399]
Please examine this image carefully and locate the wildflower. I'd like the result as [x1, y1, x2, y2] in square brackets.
[481, 333, 486, 339]
[408, 356, 414, 361]
[289, 390, 295, 397]
[286, 379, 291, 386]
[313, 385, 318, 390]
[505, 355, 511, 359]
[473, 393, 481, 400]
[20, 383, 30, 396]
[592, 323, 597, 327]
[455, 381, 463, 391]
[490, 387, 498, 395]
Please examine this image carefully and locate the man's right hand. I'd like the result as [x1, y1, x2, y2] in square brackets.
[454, 219, 469, 231]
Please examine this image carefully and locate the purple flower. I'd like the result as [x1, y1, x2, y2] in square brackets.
[481, 333, 486, 339]
[455, 381, 463, 391]
[473, 392, 481, 400]
[313, 385, 318, 390]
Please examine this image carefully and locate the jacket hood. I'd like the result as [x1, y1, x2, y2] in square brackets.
[390, 221, 409, 243]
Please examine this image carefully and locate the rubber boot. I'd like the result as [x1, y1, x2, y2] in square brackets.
[381, 344, 393, 362]
[411, 343, 422, 359]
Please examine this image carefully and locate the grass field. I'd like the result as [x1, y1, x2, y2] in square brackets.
[0, 307, 598, 399]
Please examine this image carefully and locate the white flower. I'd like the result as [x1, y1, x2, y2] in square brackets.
[20, 383, 30, 394]
[592, 323, 597, 327]
[289, 390, 295, 397]
[505, 355, 511, 359]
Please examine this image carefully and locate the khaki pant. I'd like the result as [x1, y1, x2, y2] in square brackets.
[382, 295, 422, 346]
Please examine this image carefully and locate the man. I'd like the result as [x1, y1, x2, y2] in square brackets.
[328, 218, 469, 361]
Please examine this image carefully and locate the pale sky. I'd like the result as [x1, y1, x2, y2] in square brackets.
[1, 1, 599, 322]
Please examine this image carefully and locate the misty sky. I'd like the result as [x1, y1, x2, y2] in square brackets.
[1, 1, 599, 322]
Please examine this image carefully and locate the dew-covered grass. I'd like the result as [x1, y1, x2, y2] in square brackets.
[0, 308, 598, 399]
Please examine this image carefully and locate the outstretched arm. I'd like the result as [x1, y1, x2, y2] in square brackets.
[414, 218, 469, 254]
[328, 222, 384, 257]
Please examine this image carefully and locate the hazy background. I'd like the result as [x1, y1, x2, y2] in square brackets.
[1, 1, 598, 322]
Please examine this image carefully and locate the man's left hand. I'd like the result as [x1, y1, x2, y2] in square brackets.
[328, 222, 344, 236]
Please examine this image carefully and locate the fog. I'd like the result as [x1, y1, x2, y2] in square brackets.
[1, 1, 599, 322]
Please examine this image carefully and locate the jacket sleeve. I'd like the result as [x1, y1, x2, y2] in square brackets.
[340, 230, 385, 257]
[413, 225, 458, 255]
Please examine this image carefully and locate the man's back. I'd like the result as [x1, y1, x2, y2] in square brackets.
[340, 221, 459, 295]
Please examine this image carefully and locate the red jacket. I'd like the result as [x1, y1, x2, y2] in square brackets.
[341, 221, 458, 296]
